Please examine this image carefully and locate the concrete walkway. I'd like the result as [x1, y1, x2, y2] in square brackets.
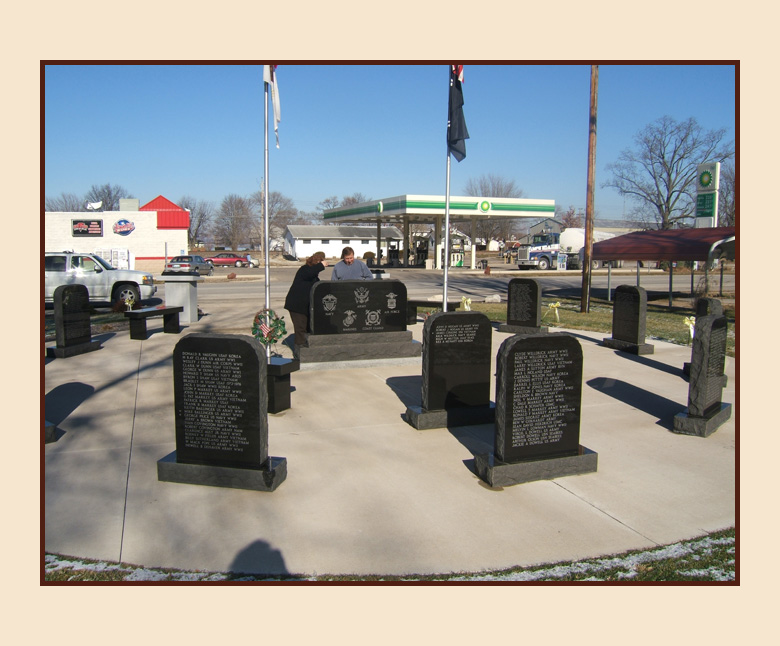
[44, 307, 736, 577]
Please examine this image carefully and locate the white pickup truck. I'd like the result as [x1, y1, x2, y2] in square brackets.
[44, 251, 157, 306]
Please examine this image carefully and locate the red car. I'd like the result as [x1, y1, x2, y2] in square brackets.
[204, 252, 254, 268]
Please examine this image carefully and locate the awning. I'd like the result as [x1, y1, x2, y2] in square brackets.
[592, 227, 736, 262]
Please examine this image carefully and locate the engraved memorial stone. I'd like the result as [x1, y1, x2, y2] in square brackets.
[602, 285, 654, 355]
[673, 315, 732, 437]
[405, 311, 494, 429]
[499, 278, 548, 334]
[46, 284, 102, 358]
[299, 280, 421, 363]
[475, 333, 597, 486]
[158, 333, 286, 491]
[684, 298, 725, 378]
[310, 280, 407, 334]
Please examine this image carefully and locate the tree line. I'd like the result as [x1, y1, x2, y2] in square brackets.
[46, 116, 736, 251]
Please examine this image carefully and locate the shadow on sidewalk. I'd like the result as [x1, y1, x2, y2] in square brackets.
[229, 539, 290, 578]
[586, 377, 682, 430]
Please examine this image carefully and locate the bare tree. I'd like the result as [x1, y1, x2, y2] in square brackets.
[249, 190, 299, 241]
[45, 192, 84, 212]
[559, 205, 584, 229]
[603, 116, 734, 229]
[718, 161, 735, 227]
[84, 183, 133, 211]
[177, 196, 215, 248]
[212, 194, 256, 250]
[341, 192, 372, 207]
[463, 173, 524, 242]
[317, 196, 341, 212]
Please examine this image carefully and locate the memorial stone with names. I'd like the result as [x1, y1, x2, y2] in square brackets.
[683, 297, 725, 378]
[499, 278, 548, 334]
[406, 311, 494, 429]
[475, 333, 597, 486]
[157, 333, 286, 491]
[673, 314, 732, 437]
[602, 285, 654, 355]
[299, 280, 421, 363]
[46, 284, 102, 358]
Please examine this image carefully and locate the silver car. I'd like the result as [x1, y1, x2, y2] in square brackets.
[164, 255, 213, 275]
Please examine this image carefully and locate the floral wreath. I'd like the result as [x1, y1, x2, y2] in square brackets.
[252, 309, 287, 346]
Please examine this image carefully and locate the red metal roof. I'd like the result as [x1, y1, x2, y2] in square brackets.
[140, 195, 190, 230]
[592, 227, 735, 261]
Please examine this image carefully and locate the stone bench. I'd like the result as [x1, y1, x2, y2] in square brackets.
[124, 306, 184, 340]
[406, 299, 462, 324]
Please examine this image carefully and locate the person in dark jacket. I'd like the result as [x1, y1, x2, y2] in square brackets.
[284, 251, 328, 350]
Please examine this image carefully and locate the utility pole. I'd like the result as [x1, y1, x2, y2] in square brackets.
[581, 64, 599, 313]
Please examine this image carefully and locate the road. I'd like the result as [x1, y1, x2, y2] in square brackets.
[153, 264, 735, 309]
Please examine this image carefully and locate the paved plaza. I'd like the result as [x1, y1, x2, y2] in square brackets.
[44, 288, 736, 577]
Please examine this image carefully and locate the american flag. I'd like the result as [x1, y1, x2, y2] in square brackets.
[260, 321, 272, 337]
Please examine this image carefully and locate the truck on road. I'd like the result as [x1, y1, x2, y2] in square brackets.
[516, 228, 619, 270]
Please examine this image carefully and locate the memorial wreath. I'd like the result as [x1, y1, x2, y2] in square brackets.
[252, 309, 287, 347]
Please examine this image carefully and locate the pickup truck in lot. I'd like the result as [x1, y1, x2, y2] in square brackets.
[44, 251, 157, 306]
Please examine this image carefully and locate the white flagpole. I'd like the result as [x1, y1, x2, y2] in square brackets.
[443, 152, 452, 312]
[263, 70, 271, 359]
[442, 69, 453, 312]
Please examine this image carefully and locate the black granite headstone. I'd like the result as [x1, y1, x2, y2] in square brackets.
[158, 333, 286, 490]
[475, 333, 597, 486]
[496, 333, 582, 462]
[683, 298, 725, 377]
[406, 311, 494, 429]
[602, 285, 654, 355]
[46, 284, 102, 358]
[310, 280, 407, 335]
[300, 280, 421, 363]
[499, 278, 548, 334]
[423, 311, 492, 410]
[674, 315, 732, 437]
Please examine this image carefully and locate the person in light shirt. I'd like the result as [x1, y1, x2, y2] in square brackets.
[331, 247, 373, 280]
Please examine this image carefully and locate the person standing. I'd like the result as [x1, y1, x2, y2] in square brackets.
[331, 246, 373, 280]
[284, 251, 328, 351]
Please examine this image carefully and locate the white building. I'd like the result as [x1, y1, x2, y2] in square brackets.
[44, 196, 190, 274]
[284, 225, 404, 261]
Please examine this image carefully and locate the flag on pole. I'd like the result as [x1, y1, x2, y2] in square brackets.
[263, 64, 281, 148]
[447, 64, 469, 162]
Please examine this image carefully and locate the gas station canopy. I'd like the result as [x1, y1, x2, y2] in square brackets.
[323, 194, 555, 223]
[323, 195, 555, 269]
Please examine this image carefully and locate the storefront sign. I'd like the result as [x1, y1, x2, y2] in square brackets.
[72, 219, 103, 237]
[113, 219, 136, 236]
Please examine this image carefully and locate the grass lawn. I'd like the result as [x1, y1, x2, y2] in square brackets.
[418, 295, 736, 356]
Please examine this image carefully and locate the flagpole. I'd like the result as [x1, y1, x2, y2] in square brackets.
[443, 150, 452, 312]
[263, 70, 271, 360]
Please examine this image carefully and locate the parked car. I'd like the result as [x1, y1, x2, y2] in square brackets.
[45, 251, 156, 306]
[164, 255, 213, 275]
[204, 252, 254, 268]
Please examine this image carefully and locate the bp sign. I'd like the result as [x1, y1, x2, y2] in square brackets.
[695, 162, 720, 227]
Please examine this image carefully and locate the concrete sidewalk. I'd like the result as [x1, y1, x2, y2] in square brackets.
[44, 311, 736, 577]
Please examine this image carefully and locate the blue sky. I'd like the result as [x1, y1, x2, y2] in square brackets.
[44, 63, 735, 220]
